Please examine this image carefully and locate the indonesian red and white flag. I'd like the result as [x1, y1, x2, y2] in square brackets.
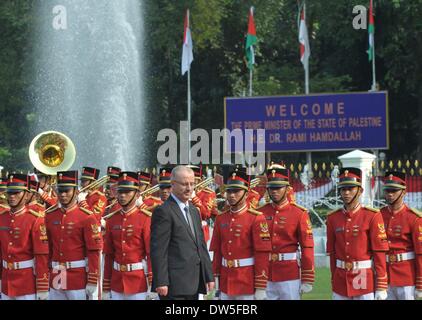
[298, 6, 310, 71]
[181, 9, 193, 76]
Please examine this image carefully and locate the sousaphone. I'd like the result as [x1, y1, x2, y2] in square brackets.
[29, 131, 76, 175]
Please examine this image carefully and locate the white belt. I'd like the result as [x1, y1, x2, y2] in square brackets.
[2, 259, 34, 270]
[222, 257, 254, 268]
[269, 252, 297, 262]
[202, 220, 208, 227]
[113, 261, 144, 272]
[52, 260, 86, 269]
[336, 259, 372, 271]
[387, 251, 415, 263]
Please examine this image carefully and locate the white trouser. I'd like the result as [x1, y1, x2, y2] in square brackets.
[332, 292, 374, 300]
[387, 286, 415, 300]
[266, 279, 301, 300]
[2, 294, 36, 300]
[111, 291, 147, 300]
[220, 292, 254, 300]
[49, 288, 86, 300]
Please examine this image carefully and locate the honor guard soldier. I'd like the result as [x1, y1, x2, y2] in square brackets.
[138, 171, 162, 211]
[0, 178, 8, 206]
[210, 167, 271, 300]
[45, 170, 103, 300]
[0, 174, 49, 300]
[258, 163, 315, 299]
[380, 171, 422, 300]
[35, 168, 57, 208]
[326, 167, 389, 300]
[78, 167, 107, 223]
[27, 175, 45, 214]
[188, 165, 216, 243]
[102, 172, 152, 300]
[104, 166, 122, 215]
[158, 167, 172, 202]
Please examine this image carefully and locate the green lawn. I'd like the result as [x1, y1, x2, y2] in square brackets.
[302, 267, 332, 300]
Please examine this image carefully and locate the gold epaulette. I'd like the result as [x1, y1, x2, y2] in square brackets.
[103, 208, 121, 220]
[217, 209, 229, 216]
[250, 189, 259, 195]
[0, 204, 9, 214]
[290, 202, 308, 211]
[364, 206, 380, 213]
[147, 203, 160, 210]
[409, 208, 422, 218]
[248, 208, 263, 216]
[35, 202, 45, 209]
[149, 196, 161, 202]
[140, 208, 152, 217]
[80, 207, 93, 215]
[327, 208, 341, 216]
[256, 202, 269, 210]
[29, 209, 44, 218]
[45, 204, 59, 214]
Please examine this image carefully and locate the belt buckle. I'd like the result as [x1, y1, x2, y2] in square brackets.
[59, 262, 66, 269]
[7, 262, 14, 270]
[120, 264, 127, 272]
[345, 261, 353, 271]
[271, 253, 278, 262]
[227, 260, 234, 268]
[389, 254, 397, 263]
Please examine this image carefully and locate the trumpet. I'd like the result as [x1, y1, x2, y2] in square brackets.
[80, 175, 110, 193]
[194, 177, 214, 192]
[139, 184, 160, 197]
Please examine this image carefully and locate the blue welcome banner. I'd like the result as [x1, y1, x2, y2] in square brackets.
[224, 91, 389, 152]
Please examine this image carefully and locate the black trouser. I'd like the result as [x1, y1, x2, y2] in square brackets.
[159, 294, 199, 300]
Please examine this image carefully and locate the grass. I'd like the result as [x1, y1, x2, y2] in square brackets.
[302, 267, 332, 300]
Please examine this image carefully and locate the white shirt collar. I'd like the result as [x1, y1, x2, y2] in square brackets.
[171, 193, 189, 213]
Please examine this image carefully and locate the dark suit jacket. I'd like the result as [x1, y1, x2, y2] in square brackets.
[151, 195, 214, 296]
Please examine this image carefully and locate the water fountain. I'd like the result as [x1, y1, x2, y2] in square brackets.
[31, 0, 145, 173]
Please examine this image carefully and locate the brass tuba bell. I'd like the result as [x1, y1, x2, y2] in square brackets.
[29, 131, 76, 175]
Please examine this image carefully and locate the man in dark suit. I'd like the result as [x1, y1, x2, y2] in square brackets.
[151, 165, 215, 300]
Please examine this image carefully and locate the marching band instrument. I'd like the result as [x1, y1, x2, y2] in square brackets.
[29, 131, 76, 175]
[79, 175, 110, 193]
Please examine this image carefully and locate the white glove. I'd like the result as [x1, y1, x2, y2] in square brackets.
[37, 291, 49, 300]
[78, 192, 88, 203]
[191, 190, 196, 198]
[85, 283, 97, 298]
[375, 290, 388, 300]
[254, 289, 267, 300]
[102, 291, 111, 300]
[415, 290, 422, 300]
[135, 197, 144, 207]
[100, 218, 106, 229]
[300, 282, 313, 294]
[38, 188, 46, 196]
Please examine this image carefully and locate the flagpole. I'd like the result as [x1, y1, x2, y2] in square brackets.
[249, 68, 253, 97]
[187, 68, 191, 164]
[371, 27, 377, 91]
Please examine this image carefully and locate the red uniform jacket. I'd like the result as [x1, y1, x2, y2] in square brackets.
[210, 207, 271, 295]
[326, 205, 389, 297]
[39, 189, 58, 208]
[45, 204, 103, 290]
[381, 205, 422, 289]
[103, 206, 152, 294]
[27, 201, 45, 214]
[80, 190, 107, 223]
[0, 207, 49, 297]
[192, 188, 216, 243]
[259, 201, 315, 283]
[143, 195, 162, 212]
[247, 189, 261, 209]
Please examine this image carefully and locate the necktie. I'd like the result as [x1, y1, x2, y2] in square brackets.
[184, 206, 196, 237]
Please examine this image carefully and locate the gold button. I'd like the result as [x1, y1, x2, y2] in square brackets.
[122, 240, 126, 244]
[11, 220, 14, 223]
[61, 226, 65, 229]
[123, 218, 127, 222]
[347, 219, 351, 222]
[123, 253, 126, 256]
[346, 242, 350, 245]
[346, 230, 349, 232]
[9, 231, 12, 234]
[60, 239, 63, 243]
[228, 252, 232, 256]
[230, 229, 232, 232]
[273, 246, 276, 249]
[60, 253, 63, 256]
[9, 242, 12, 245]
[346, 256, 350, 259]
[231, 218, 235, 222]
[275, 221, 278, 225]
[8, 255, 11, 258]
[228, 240, 232, 244]
[388, 241, 391, 244]
[276, 211, 279, 214]
[122, 229, 125, 232]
